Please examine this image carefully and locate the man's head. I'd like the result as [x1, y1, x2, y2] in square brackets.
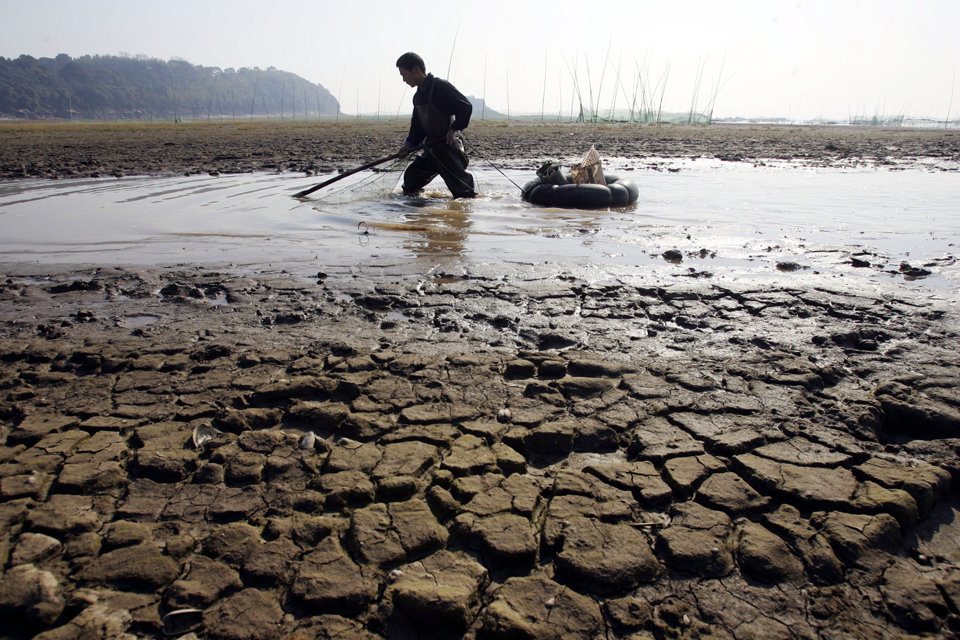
[397, 52, 427, 87]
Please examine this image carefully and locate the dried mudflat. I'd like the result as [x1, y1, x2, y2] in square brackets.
[1, 262, 959, 640]
[2, 122, 960, 640]
[2, 119, 959, 179]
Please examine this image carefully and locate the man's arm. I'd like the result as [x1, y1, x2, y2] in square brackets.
[399, 111, 425, 157]
[435, 80, 472, 136]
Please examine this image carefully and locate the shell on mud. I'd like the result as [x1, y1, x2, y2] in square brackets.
[162, 609, 203, 636]
[192, 423, 221, 449]
[300, 431, 317, 450]
[497, 408, 512, 423]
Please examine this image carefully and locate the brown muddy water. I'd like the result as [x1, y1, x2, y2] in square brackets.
[1, 160, 957, 289]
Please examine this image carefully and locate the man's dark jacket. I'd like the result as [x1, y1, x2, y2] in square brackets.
[405, 74, 472, 147]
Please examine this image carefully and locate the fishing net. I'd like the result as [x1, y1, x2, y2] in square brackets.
[312, 156, 413, 205]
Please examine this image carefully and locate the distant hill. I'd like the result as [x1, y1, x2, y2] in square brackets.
[467, 96, 506, 120]
[0, 54, 340, 120]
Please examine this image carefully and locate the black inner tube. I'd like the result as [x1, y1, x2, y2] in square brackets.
[522, 173, 639, 209]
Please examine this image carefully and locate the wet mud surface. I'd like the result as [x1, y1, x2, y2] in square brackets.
[2, 261, 960, 639]
[2, 120, 959, 180]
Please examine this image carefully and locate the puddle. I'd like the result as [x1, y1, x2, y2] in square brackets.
[0, 164, 957, 289]
[381, 311, 410, 323]
[117, 314, 161, 328]
[5, 278, 52, 285]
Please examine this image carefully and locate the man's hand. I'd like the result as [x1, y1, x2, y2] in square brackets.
[398, 142, 414, 158]
[446, 129, 457, 145]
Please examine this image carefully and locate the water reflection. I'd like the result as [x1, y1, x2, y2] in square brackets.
[399, 198, 474, 259]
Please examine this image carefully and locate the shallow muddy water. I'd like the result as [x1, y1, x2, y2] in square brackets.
[1, 160, 957, 288]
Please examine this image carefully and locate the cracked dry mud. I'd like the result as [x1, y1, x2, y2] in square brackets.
[1, 263, 959, 640]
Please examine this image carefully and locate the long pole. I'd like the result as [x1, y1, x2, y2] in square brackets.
[396, 87, 407, 120]
[447, 21, 461, 80]
[596, 39, 612, 120]
[946, 67, 956, 128]
[293, 153, 401, 198]
[584, 52, 594, 122]
[170, 66, 178, 122]
[540, 52, 547, 122]
[557, 71, 562, 122]
[481, 55, 487, 120]
[337, 67, 345, 121]
[506, 69, 510, 120]
[250, 74, 259, 122]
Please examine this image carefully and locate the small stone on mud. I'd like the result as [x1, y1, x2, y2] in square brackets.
[776, 261, 803, 272]
[663, 250, 683, 263]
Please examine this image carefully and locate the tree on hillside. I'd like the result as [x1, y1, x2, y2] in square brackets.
[0, 53, 341, 120]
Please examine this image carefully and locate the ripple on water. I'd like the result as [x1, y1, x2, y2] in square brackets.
[0, 167, 956, 288]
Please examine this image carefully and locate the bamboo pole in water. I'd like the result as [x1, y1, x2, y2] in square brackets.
[596, 38, 612, 121]
[945, 68, 955, 128]
[447, 21, 460, 80]
[250, 74, 259, 122]
[541, 52, 547, 122]
[584, 52, 595, 122]
[481, 55, 487, 121]
[395, 87, 407, 120]
[557, 71, 562, 122]
[337, 67, 345, 121]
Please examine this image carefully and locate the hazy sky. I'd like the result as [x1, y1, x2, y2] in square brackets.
[2, 0, 958, 121]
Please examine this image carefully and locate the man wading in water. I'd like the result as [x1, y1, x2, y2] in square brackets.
[396, 52, 477, 199]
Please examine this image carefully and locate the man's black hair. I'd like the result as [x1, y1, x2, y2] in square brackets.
[396, 52, 426, 73]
